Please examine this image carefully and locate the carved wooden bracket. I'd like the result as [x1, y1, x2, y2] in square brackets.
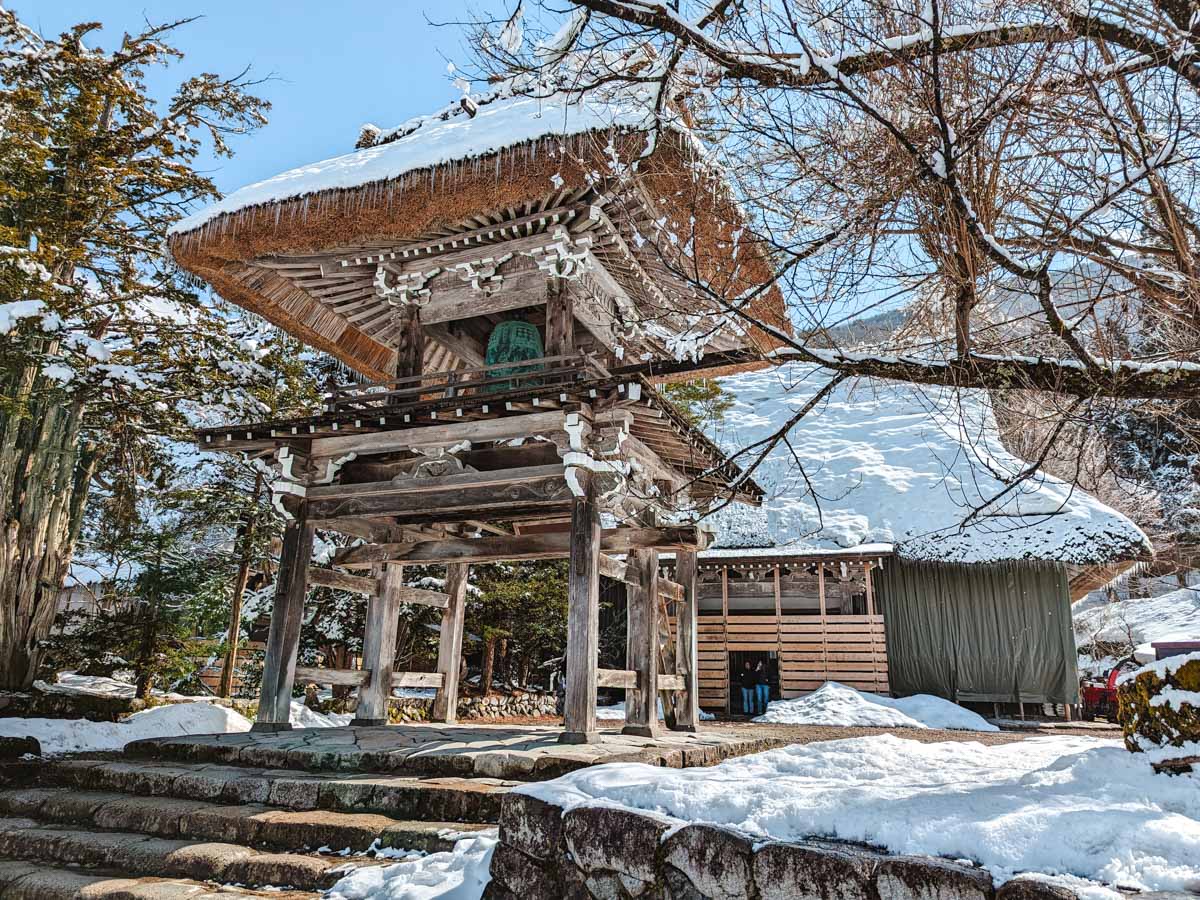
[525, 228, 595, 280]
[453, 252, 513, 296]
[374, 264, 440, 306]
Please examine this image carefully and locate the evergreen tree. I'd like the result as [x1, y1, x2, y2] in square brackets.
[661, 379, 734, 429]
[0, 10, 269, 688]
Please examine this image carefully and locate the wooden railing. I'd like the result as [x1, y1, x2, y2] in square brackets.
[324, 352, 611, 413]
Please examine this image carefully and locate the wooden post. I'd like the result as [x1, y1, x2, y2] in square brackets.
[394, 304, 425, 380]
[624, 548, 660, 737]
[560, 471, 601, 744]
[864, 561, 882, 694]
[673, 550, 700, 732]
[545, 279, 575, 357]
[432, 563, 469, 723]
[817, 562, 829, 685]
[721, 565, 730, 715]
[352, 563, 404, 726]
[253, 513, 315, 732]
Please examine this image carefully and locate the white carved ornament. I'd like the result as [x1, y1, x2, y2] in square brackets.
[453, 252, 513, 296]
[374, 264, 441, 306]
[525, 227, 595, 279]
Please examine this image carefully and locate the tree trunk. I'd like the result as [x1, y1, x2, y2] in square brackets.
[219, 472, 263, 698]
[0, 361, 94, 690]
[480, 635, 498, 697]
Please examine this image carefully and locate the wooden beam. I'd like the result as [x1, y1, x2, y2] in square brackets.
[310, 410, 566, 458]
[598, 554, 627, 581]
[597, 668, 638, 689]
[624, 548, 660, 737]
[673, 550, 700, 732]
[658, 674, 686, 691]
[421, 269, 551, 325]
[395, 585, 450, 609]
[560, 470, 601, 744]
[307, 465, 570, 521]
[333, 526, 712, 569]
[392, 671, 445, 689]
[426, 323, 486, 367]
[352, 563, 405, 726]
[545, 278, 574, 357]
[393, 304, 424, 380]
[658, 578, 684, 602]
[307, 567, 378, 597]
[253, 514, 315, 732]
[294, 666, 370, 687]
[432, 563, 469, 723]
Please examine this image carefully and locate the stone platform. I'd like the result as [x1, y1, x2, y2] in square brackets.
[126, 723, 779, 780]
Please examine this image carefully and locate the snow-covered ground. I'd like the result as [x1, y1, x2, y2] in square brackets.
[0, 702, 252, 755]
[326, 831, 497, 900]
[519, 734, 1200, 894]
[752, 681, 998, 731]
[1074, 586, 1200, 664]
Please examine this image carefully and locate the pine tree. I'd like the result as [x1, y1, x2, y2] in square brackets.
[0, 11, 269, 689]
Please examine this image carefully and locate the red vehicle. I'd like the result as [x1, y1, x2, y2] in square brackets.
[1080, 657, 1140, 721]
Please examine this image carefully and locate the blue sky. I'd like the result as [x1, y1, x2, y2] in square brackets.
[28, 1, 494, 197]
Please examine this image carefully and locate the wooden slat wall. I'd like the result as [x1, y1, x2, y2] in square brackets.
[688, 614, 889, 709]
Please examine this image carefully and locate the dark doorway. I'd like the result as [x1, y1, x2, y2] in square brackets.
[728, 650, 778, 716]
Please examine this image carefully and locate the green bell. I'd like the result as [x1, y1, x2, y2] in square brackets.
[484, 319, 545, 392]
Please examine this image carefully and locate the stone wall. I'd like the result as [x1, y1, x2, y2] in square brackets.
[485, 793, 1093, 900]
[1118, 655, 1199, 772]
[384, 689, 558, 723]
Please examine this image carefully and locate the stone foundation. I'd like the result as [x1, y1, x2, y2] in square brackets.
[383, 690, 558, 723]
[485, 793, 1110, 900]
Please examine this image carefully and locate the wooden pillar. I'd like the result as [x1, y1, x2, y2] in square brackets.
[352, 563, 404, 726]
[394, 304, 425, 380]
[432, 563, 469, 723]
[721, 565, 730, 715]
[673, 550, 700, 732]
[253, 513, 315, 732]
[545, 279, 575, 356]
[624, 548, 661, 737]
[560, 471, 601, 744]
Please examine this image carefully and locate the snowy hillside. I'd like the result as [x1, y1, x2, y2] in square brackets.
[704, 363, 1150, 565]
[1074, 586, 1200, 663]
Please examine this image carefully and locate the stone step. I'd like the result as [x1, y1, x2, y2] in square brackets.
[0, 816, 375, 892]
[0, 786, 488, 855]
[40, 759, 512, 824]
[0, 857, 317, 899]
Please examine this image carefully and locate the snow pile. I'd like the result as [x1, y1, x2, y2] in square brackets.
[290, 702, 355, 729]
[1119, 650, 1200, 685]
[326, 831, 497, 900]
[172, 90, 663, 234]
[595, 699, 715, 721]
[519, 735, 1200, 892]
[752, 681, 998, 732]
[1074, 587, 1200, 662]
[0, 703, 252, 755]
[704, 363, 1150, 564]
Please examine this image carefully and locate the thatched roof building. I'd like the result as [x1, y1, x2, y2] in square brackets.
[170, 88, 787, 381]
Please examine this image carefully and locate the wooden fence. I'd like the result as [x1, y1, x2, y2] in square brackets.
[695, 613, 889, 710]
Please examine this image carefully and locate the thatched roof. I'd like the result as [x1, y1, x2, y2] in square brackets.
[170, 90, 788, 380]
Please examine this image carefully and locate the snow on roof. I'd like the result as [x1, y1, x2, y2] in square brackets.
[171, 89, 662, 235]
[700, 363, 1151, 565]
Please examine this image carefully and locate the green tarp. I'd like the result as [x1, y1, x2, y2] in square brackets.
[874, 559, 1079, 704]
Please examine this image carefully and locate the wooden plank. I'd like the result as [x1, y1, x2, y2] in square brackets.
[432, 563, 468, 723]
[673, 550, 699, 731]
[333, 526, 711, 568]
[253, 515, 315, 731]
[623, 548, 660, 737]
[545, 277, 574, 357]
[310, 410, 566, 458]
[353, 563, 405, 725]
[657, 578, 684, 602]
[308, 466, 571, 521]
[307, 567, 378, 596]
[392, 671, 446, 689]
[598, 554, 627, 581]
[561, 470, 601, 744]
[395, 586, 450, 609]
[658, 674, 685, 691]
[393, 303, 424, 380]
[597, 668, 638, 689]
[294, 666, 369, 687]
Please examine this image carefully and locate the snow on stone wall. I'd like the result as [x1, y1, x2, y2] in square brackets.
[702, 363, 1150, 565]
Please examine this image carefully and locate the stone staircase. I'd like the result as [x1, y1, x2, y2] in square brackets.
[0, 754, 512, 898]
